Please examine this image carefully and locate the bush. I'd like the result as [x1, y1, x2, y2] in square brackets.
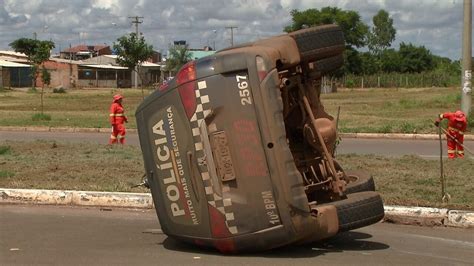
[468, 111, 474, 132]
[0, 170, 15, 178]
[53, 87, 67, 93]
[345, 79, 356, 88]
[377, 124, 393, 133]
[399, 122, 417, 133]
[27, 87, 38, 93]
[425, 93, 461, 108]
[32, 113, 51, 121]
[398, 98, 420, 109]
[0, 145, 11, 155]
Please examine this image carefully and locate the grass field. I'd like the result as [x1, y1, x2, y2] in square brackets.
[0, 88, 147, 129]
[0, 86, 472, 133]
[0, 140, 145, 192]
[1, 140, 472, 210]
[322, 87, 473, 133]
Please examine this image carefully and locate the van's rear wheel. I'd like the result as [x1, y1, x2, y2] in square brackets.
[333, 191, 384, 232]
[289, 24, 345, 63]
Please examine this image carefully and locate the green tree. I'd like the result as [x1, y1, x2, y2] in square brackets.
[284, 7, 369, 48]
[9, 38, 55, 88]
[284, 7, 369, 75]
[10, 38, 54, 121]
[359, 52, 379, 75]
[432, 56, 460, 75]
[398, 42, 434, 73]
[341, 48, 363, 75]
[380, 49, 402, 73]
[113, 33, 154, 95]
[165, 44, 193, 75]
[367, 9, 396, 58]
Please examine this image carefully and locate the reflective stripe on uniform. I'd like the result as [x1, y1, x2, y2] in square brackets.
[447, 149, 455, 154]
[109, 113, 125, 117]
[117, 135, 124, 139]
[457, 151, 464, 154]
[448, 127, 464, 135]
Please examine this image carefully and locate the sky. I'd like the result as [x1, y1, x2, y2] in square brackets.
[0, 0, 472, 60]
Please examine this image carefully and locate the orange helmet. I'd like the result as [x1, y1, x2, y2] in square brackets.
[113, 94, 123, 102]
[454, 110, 466, 122]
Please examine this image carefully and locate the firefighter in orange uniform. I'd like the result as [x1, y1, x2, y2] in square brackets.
[109, 94, 128, 144]
[434, 110, 467, 159]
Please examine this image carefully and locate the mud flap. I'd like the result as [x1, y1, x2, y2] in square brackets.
[296, 205, 339, 244]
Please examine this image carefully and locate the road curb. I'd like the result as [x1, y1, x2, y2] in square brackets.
[383, 206, 474, 228]
[1, 188, 472, 229]
[0, 188, 153, 209]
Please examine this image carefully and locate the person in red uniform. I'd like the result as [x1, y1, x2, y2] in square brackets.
[434, 110, 467, 159]
[109, 94, 128, 144]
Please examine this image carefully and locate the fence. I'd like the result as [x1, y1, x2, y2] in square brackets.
[339, 72, 459, 88]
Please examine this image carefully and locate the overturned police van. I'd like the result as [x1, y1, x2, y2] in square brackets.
[135, 24, 384, 253]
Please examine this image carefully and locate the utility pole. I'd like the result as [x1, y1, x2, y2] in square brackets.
[212, 29, 217, 51]
[461, 0, 472, 117]
[226, 26, 238, 46]
[129, 16, 144, 88]
[129, 16, 143, 36]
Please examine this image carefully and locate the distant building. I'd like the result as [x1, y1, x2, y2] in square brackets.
[174, 40, 187, 46]
[189, 50, 215, 60]
[79, 55, 161, 87]
[38, 58, 81, 89]
[0, 51, 29, 63]
[0, 51, 32, 88]
[0, 48, 162, 89]
[60, 45, 112, 60]
[0, 59, 32, 88]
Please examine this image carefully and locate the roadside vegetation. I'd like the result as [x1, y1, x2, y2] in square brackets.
[338, 154, 473, 210]
[0, 140, 472, 210]
[0, 141, 145, 192]
[322, 87, 472, 134]
[285, 7, 467, 88]
[1, 87, 471, 134]
[0, 88, 147, 129]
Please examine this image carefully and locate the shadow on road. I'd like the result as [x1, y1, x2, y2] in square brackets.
[161, 231, 389, 257]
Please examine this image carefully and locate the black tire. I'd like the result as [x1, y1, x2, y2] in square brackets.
[289, 24, 345, 62]
[333, 191, 384, 232]
[344, 170, 376, 194]
[312, 54, 344, 76]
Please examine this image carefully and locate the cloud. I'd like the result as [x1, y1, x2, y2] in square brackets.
[0, 0, 470, 59]
[0, 1, 28, 26]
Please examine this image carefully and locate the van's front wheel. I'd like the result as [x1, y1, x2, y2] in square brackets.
[344, 170, 376, 194]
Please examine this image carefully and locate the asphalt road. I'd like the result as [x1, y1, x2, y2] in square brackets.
[1, 130, 473, 159]
[1, 205, 473, 265]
